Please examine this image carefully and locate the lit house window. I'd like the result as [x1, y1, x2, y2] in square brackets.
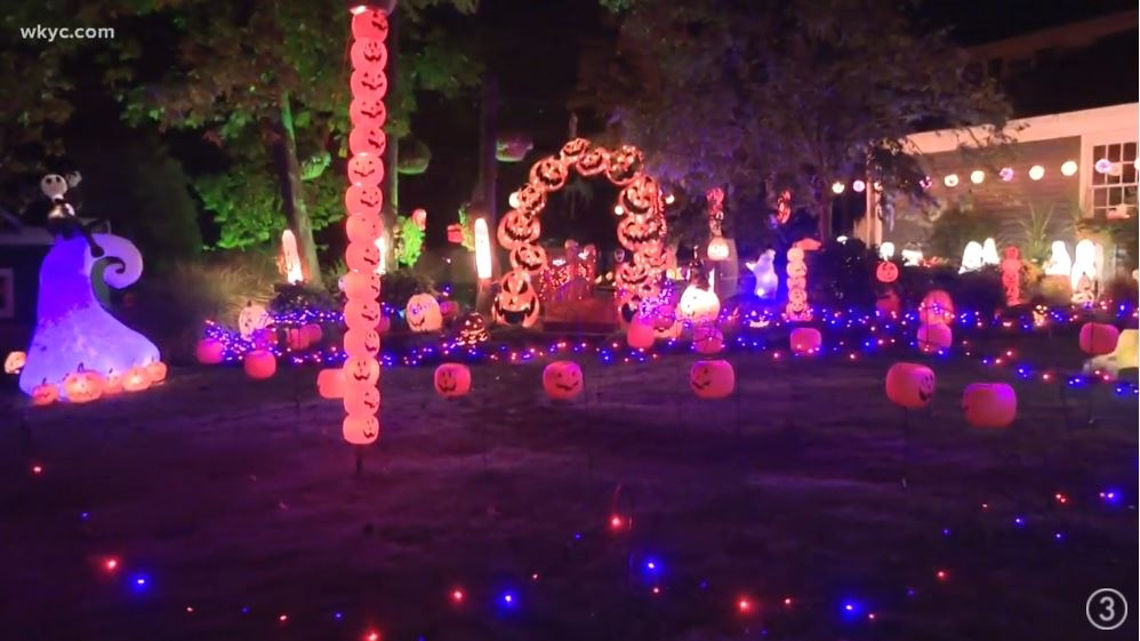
[1091, 142, 1138, 218]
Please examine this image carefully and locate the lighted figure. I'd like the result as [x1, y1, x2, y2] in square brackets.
[18, 233, 160, 397]
[879, 241, 896, 260]
[981, 238, 1000, 266]
[1070, 239, 1099, 303]
[900, 248, 924, 266]
[39, 172, 105, 258]
[1000, 246, 1021, 305]
[959, 241, 983, 273]
[1043, 241, 1071, 276]
[279, 230, 303, 283]
[744, 250, 778, 299]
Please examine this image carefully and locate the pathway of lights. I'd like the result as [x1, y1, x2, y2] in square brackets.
[827, 157, 1140, 193]
[341, 4, 390, 448]
[198, 300, 1139, 398]
[21, 438, 1133, 637]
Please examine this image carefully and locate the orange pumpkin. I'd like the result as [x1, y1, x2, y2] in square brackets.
[243, 350, 277, 380]
[343, 384, 381, 416]
[433, 363, 472, 398]
[885, 362, 935, 409]
[64, 365, 104, 403]
[543, 361, 584, 400]
[690, 360, 735, 399]
[4, 351, 26, 375]
[123, 366, 153, 392]
[103, 369, 124, 395]
[962, 383, 1017, 428]
[146, 361, 168, 384]
[343, 414, 380, 445]
[31, 380, 59, 406]
[1078, 322, 1119, 356]
[317, 368, 345, 399]
[789, 327, 822, 355]
[876, 261, 899, 283]
[919, 290, 955, 325]
[196, 339, 226, 365]
[626, 317, 656, 349]
[917, 323, 953, 353]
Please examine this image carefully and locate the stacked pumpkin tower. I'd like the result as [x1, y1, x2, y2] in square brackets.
[493, 139, 669, 326]
[340, 5, 389, 447]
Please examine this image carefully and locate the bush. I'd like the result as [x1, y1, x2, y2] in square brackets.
[381, 268, 434, 309]
[808, 239, 878, 309]
[926, 205, 991, 262]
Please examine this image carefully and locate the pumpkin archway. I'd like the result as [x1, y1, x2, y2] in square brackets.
[493, 139, 668, 326]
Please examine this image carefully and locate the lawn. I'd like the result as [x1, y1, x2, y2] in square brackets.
[1, 338, 1136, 641]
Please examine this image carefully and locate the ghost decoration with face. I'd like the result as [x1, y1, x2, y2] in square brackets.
[745, 250, 778, 300]
[405, 293, 442, 332]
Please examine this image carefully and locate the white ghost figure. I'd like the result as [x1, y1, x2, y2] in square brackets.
[959, 241, 984, 273]
[1071, 239, 1099, 291]
[879, 242, 896, 260]
[981, 238, 1000, 266]
[1044, 241, 1072, 276]
[745, 249, 778, 299]
[901, 249, 924, 266]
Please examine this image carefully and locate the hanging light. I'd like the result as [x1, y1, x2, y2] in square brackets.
[969, 170, 985, 184]
[943, 174, 959, 187]
[664, 194, 676, 205]
[831, 181, 845, 194]
[879, 241, 896, 260]
[508, 192, 521, 208]
[999, 167, 1014, 182]
[1094, 158, 1113, 174]
[852, 180, 866, 193]
[613, 205, 624, 215]
[1028, 165, 1045, 181]
[1060, 160, 1078, 177]
[920, 176, 933, 190]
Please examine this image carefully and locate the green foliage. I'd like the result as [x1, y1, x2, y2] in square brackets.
[1078, 212, 1139, 271]
[381, 268, 433, 308]
[926, 205, 991, 262]
[808, 239, 879, 309]
[1001, 201, 1072, 265]
[268, 283, 339, 316]
[455, 204, 476, 251]
[395, 216, 425, 267]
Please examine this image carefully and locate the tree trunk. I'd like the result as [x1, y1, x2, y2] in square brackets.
[274, 90, 322, 286]
[816, 192, 833, 240]
[383, 9, 400, 271]
[473, 73, 500, 314]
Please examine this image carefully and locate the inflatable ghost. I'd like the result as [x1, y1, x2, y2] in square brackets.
[19, 234, 160, 397]
[981, 238, 1000, 266]
[959, 241, 984, 273]
[1071, 239, 1101, 303]
[745, 250, 778, 299]
[1044, 241, 1071, 276]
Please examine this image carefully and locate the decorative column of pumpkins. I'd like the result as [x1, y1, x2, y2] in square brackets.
[785, 247, 811, 322]
[341, 4, 390, 448]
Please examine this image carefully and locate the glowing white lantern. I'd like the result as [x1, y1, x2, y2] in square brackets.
[1044, 241, 1072, 276]
[959, 241, 984, 273]
[969, 170, 985, 184]
[943, 174, 959, 187]
[280, 230, 303, 283]
[1071, 239, 1099, 291]
[508, 191, 521, 208]
[374, 234, 388, 275]
[473, 217, 492, 280]
[901, 249, 924, 266]
[836, 235, 848, 244]
[852, 180, 866, 193]
[879, 242, 896, 260]
[1060, 160, 1077, 176]
[999, 167, 1014, 181]
[676, 284, 721, 325]
[981, 238, 999, 265]
[1028, 165, 1045, 181]
[1094, 158, 1113, 174]
[831, 181, 845, 194]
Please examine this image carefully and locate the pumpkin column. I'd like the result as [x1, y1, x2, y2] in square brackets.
[342, 4, 391, 455]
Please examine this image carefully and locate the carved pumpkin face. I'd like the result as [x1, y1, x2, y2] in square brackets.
[787, 276, 806, 291]
[343, 384, 380, 416]
[617, 214, 665, 251]
[103, 369, 123, 395]
[433, 363, 472, 397]
[4, 351, 25, 374]
[576, 147, 609, 176]
[542, 360, 583, 400]
[605, 145, 644, 185]
[343, 272, 381, 300]
[349, 126, 387, 156]
[351, 8, 389, 40]
[405, 293, 442, 332]
[123, 365, 154, 391]
[344, 356, 379, 385]
[559, 138, 591, 162]
[347, 154, 384, 186]
[345, 299, 382, 330]
[350, 67, 388, 98]
[146, 361, 168, 384]
[63, 365, 104, 403]
[787, 248, 805, 263]
[615, 261, 652, 292]
[345, 183, 384, 215]
[346, 242, 381, 272]
[513, 183, 547, 215]
[32, 380, 58, 406]
[885, 362, 935, 409]
[350, 38, 388, 69]
[492, 271, 540, 328]
[344, 328, 381, 357]
[510, 242, 548, 274]
[497, 210, 541, 249]
[529, 157, 569, 191]
[619, 175, 661, 217]
[788, 287, 808, 305]
[690, 360, 735, 399]
[343, 414, 379, 445]
[876, 261, 898, 283]
[456, 312, 490, 346]
[346, 214, 382, 244]
[787, 260, 807, 278]
[349, 96, 387, 128]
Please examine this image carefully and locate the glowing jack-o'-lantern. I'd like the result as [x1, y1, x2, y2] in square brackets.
[146, 361, 168, 384]
[789, 327, 822, 355]
[876, 261, 899, 283]
[916, 323, 953, 353]
[349, 96, 388, 128]
[690, 360, 735, 399]
[919, 290, 955, 325]
[510, 242, 548, 274]
[103, 369, 123, 395]
[626, 316, 656, 349]
[497, 210, 541, 250]
[616, 214, 665, 250]
[317, 368, 345, 399]
[492, 271, 540, 328]
[344, 328, 381, 357]
[434, 363, 472, 398]
[350, 38, 388, 70]
[123, 366, 152, 392]
[405, 293, 442, 333]
[707, 237, 730, 261]
[692, 326, 725, 354]
[456, 312, 490, 346]
[32, 380, 59, 406]
[243, 350, 277, 380]
[196, 338, 225, 365]
[676, 284, 720, 325]
[302, 323, 323, 344]
[962, 383, 1017, 428]
[350, 67, 388, 98]
[885, 362, 935, 409]
[349, 125, 387, 156]
[345, 183, 384, 215]
[344, 356, 380, 386]
[529, 156, 570, 191]
[351, 6, 389, 41]
[346, 214, 382, 244]
[343, 414, 380, 445]
[559, 137, 591, 163]
[343, 272, 381, 300]
[63, 365, 104, 403]
[543, 360, 584, 400]
[345, 299, 382, 330]
[4, 351, 26, 374]
[1079, 322, 1119, 356]
[346, 242, 381, 273]
[344, 384, 381, 416]
[618, 174, 662, 217]
[605, 145, 645, 185]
